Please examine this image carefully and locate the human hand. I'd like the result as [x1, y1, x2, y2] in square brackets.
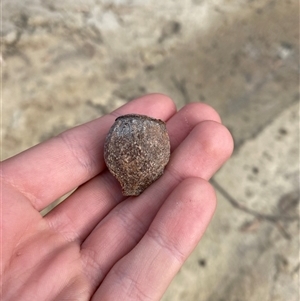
[2, 94, 233, 301]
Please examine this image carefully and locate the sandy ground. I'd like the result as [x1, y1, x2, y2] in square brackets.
[2, 0, 299, 300]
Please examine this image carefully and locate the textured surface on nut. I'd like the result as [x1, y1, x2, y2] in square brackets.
[104, 114, 170, 196]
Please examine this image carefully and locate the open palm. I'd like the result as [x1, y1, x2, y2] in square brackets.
[2, 95, 233, 301]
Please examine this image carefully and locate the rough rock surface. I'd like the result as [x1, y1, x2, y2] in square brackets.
[104, 114, 170, 196]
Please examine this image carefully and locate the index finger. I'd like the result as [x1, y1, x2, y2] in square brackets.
[2, 94, 176, 210]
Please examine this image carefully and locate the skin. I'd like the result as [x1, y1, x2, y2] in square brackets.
[1, 94, 233, 301]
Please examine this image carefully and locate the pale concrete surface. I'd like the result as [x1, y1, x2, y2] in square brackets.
[2, 0, 299, 300]
[163, 101, 299, 301]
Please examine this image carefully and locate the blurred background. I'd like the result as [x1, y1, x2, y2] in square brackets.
[2, 0, 299, 300]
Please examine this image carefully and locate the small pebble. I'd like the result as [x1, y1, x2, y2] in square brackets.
[104, 114, 170, 196]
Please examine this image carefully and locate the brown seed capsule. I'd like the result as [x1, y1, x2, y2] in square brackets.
[104, 114, 170, 196]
